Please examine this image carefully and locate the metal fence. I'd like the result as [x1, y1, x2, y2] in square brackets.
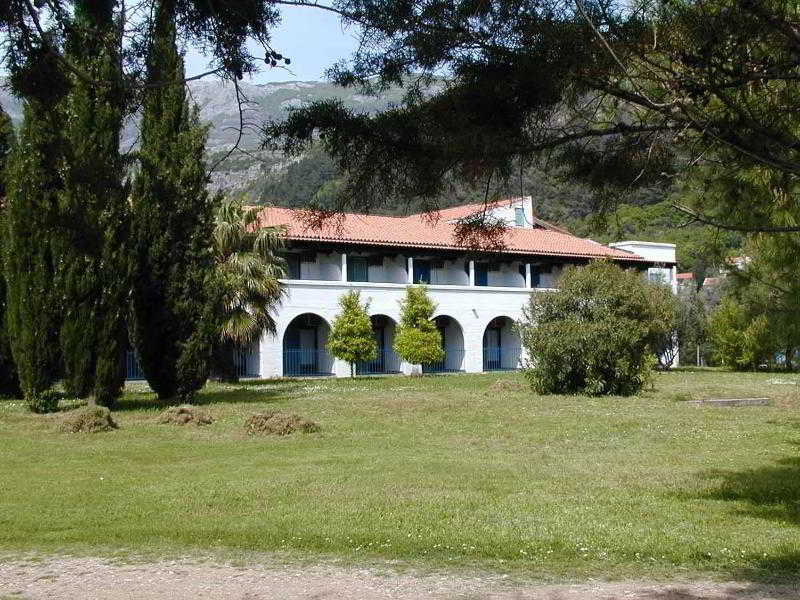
[423, 347, 465, 373]
[283, 348, 334, 376]
[483, 346, 503, 371]
[356, 348, 401, 375]
[482, 345, 520, 371]
[126, 350, 145, 380]
[235, 347, 260, 378]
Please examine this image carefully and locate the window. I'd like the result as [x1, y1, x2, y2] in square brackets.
[286, 254, 301, 279]
[347, 256, 369, 282]
[531, 266, 540, 288]
[413, 260, 431, 284]
[474, 262, 488, 286]
[648, 269, 668, 285]
[515, 207, 525, 227]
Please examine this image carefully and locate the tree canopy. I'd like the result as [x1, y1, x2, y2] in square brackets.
[265, 0, 800, 232]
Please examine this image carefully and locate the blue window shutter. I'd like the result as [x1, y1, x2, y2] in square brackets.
[348, 256, 368, 282]
[475, 263, 488, 286]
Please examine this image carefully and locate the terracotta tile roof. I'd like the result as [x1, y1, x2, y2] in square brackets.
[254, 206, 647, 262]
[677, 272, 694, 280]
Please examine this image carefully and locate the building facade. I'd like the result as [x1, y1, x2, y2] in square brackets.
[237, 197, 677, 379]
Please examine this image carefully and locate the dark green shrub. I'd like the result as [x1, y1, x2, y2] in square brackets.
[519, 261, 675, 396]
[28, 389, 63, 414]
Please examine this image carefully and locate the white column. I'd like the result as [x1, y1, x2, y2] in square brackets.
[407, 256, 414, 284]
[469, 260, 475, 286]
[341, 252, 347, 282]
[259, 331, 281, 378]
[525, 263, 531, 288]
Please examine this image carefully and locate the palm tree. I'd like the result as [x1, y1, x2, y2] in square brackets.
[213, 198, 286, 382]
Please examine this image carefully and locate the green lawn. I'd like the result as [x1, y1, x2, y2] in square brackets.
[1, 370, 799, 581]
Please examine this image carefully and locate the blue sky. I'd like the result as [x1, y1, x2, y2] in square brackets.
[185, 6, 361, 83]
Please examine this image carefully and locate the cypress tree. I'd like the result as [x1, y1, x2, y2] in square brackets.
[4, 99, 64, 401]
[58, 0, 129, 406]
[0, 105, 21, 397]
[130, 0, 218, 402]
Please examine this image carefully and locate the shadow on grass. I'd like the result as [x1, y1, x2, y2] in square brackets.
[689, 454, 800, 584]
[700, 456, 800, 526]
[115, 383, 302, 412]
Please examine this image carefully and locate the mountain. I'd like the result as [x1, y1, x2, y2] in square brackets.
[0, 77, 411, 198]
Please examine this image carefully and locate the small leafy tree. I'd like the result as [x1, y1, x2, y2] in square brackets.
[327, 290, 376, 377]
[393, 286, 444, 370]
[519, 261, 675, 396]
[709, 298, 774, 371]
[649, 283, 682, 369]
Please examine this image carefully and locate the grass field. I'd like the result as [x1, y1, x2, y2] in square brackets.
[1, 369, 799, 581]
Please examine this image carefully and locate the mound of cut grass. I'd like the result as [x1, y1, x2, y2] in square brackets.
[60, 406, 118, 433]
[157, 405, 213, 426]
[245, 411, 320, 436]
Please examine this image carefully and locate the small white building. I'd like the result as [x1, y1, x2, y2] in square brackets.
[241, 197, 677, 378]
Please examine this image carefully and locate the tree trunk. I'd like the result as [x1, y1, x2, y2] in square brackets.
[212, 341, 239, 383]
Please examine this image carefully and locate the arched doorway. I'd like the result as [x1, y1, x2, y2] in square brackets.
[282, 313, 334, 376]
[423, 315, 465, 373]
[483, 316, 521, 371]
[356, 314, 401, 375]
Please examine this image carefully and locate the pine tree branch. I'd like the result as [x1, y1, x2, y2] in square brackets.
[673, 204, 800, 233]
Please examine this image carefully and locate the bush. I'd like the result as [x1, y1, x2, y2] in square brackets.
[245, 411, 320, 436]
[519, 261, 675, 396]
[28, 389, 63, 414]
[60, 406, 118, 433]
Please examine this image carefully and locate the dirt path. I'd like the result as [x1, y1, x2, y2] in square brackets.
[0, 557, 797, 600]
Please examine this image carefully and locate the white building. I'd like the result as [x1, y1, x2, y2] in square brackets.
[238, 197, 677, 378]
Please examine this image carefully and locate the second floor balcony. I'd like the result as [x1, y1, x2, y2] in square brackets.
[282, 249, 563, 290]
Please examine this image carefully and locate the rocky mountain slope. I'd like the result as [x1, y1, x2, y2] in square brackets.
[0, 77, 409, 197]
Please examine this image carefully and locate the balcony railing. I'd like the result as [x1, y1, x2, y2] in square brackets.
[283, 348, 334, 377]
[356, 348, 401, 375]
[423, 347, 465, 373]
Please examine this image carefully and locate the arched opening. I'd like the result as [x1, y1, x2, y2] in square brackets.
[282, 313, 334, 376]
[483, 316, 522, 371]
[356, 314, 401, 375]
[423, 315, 465, 373]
